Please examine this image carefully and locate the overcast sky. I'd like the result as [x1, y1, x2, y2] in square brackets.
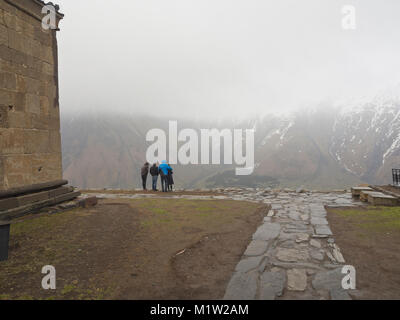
[55, 0, 400, 119]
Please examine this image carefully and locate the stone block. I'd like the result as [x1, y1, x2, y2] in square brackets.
[351, 186, 373, 197]
[0, 44, 12, 62]
[26, 93, 40, 114]
[0, 104, 9, 128]
[17, 190, 50, 207]
[0, 128, 24, 154]
[3, 154, 32, 188]
[0, 191, 81, 221]
[24, 129, 49, 153]
[31, 39, 41, 59]
[368, 193, 398, 206]
[14, 92, 26, 111]
[40, 45, 53, 65]
[31, 153, 62, 184]
[7, 111, 30, 128]
[0, 71, 16, 90]
[3, 11, 16, 30]
[0, 90, 13, 109]
[24, 77, 40, 94]
[0, 156, 4, 190]
[0, 180, 68, 199]
[40, 96, 49, 115]
[49, 130, 61, 153]
[49, 186, 74, 198]
[0, 197, 18, 211]
[31, 113, 49, 130]
[48, 116, 60, 131]
[42, 61, 54, 76]
[8, 28, 24, 52]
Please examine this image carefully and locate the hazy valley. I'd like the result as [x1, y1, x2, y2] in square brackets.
[61, 95, 400, 190]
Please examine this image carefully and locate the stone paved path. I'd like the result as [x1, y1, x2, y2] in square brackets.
[83, 188, 363, 300]
[221, 188, 363, 300]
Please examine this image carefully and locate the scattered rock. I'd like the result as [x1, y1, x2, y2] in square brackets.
[78, 196, 98, 208]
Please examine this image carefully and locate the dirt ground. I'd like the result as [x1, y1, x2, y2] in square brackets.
[0, 198, 265, 300]
[81, 189, 223, 197]
[327, 205, 400, 300]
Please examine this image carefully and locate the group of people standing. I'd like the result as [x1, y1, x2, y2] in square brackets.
[141, 161, 174, 192]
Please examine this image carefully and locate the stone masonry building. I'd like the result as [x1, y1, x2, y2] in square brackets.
[0, 0, 63, 191]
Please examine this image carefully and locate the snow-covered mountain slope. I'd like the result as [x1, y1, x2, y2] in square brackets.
[330, 95, 400, 184]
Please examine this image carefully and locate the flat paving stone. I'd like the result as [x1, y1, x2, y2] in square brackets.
[276, 248, 310, 262]
[259, 271, 286, 300]
[235, 256, 264, 273]
[289, 211, 301, 220]
[287, 268, 308, 291]
[310, 250, 325, 261]
[253, 222, 281, 241]
[312, 268, 344, 291]
[310, 239, 321, 248]
[315, 225, 333, 236]
[244, 240, 269, 257]
[300, 214, 309, 221]
[296, 233, 310, 243]
[330, 289, 352, 300]
[310, 217, 328, 225]
[219, 189, 361, 300]
[224, 271, 258, 300]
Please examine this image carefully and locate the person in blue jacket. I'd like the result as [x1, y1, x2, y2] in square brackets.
[158, 160, 172, 192]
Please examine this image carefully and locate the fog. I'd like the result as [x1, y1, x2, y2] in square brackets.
[56, 0, 400, 119]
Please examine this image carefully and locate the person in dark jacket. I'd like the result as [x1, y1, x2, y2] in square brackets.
[150, 163, 159, 191]
[141, 162, 150, 190]
[167, 165, 174, 191]
[158, 160, 172, 192]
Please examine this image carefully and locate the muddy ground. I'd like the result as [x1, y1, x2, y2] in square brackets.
[327, 205, 400, 300]
[0, 198, 265, 300]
